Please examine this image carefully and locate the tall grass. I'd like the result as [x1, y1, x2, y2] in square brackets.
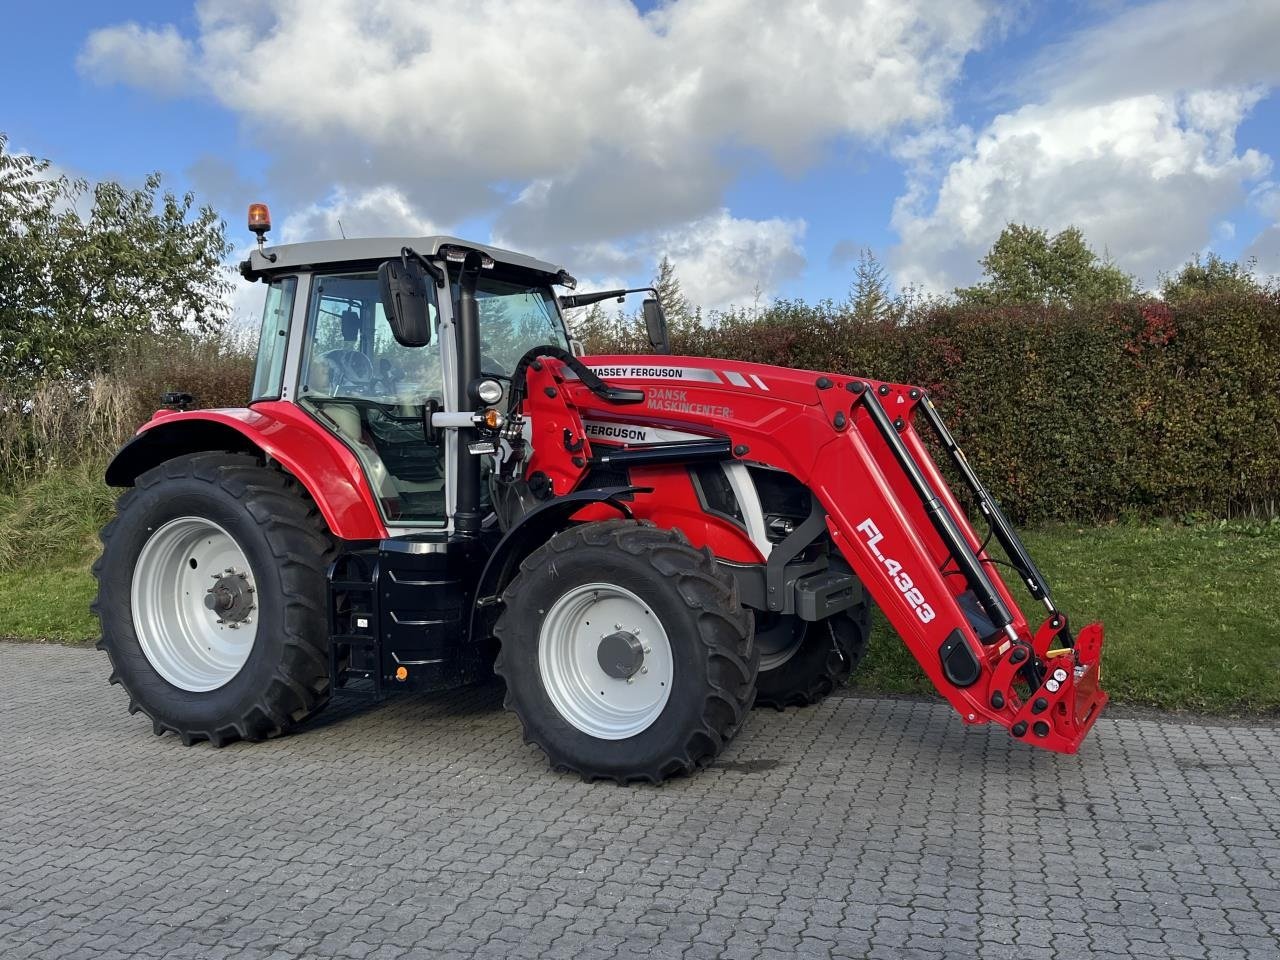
[0, 459, 116, 572]
[0, 331, 255, 489]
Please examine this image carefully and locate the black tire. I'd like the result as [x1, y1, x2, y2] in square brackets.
[92, 452, 335, 746]
[753, 602, 871, 709]
[493, 520, 757, 783]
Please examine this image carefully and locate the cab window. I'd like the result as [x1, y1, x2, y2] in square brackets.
[468, 276, 569, 378]
[299, 272, 445, 526]
[250, 276, 297, 402]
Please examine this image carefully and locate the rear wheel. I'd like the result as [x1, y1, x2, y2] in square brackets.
[93, 453, 335, 746]
[753, 602, 870, 709]
[494, 520, 757, 783]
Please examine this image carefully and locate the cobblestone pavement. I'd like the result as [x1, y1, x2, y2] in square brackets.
[2, 643, 1278, 960]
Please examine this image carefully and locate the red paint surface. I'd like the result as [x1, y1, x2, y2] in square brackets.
[132, 403, 388, 541]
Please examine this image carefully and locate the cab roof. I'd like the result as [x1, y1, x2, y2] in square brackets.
[241, 235, 570, 283]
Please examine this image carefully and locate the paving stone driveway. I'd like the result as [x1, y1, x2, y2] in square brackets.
[2, 642, 1278, 960]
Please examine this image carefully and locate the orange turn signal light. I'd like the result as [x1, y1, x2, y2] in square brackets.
[481, 408, 503, 430]
[395, 666, 409, 682]
[248, 202, 271, 236]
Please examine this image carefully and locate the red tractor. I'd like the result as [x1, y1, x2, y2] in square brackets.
[93, 206, 1107, 782]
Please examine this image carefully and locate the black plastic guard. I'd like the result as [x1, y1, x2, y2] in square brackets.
[939, 628, 982, 687]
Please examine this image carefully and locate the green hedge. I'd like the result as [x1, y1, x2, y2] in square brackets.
[589, 292, 1280, 524]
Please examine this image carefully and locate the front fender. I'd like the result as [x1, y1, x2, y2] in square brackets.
[468, 485, 640, 642]
[104, 402, 388, 541]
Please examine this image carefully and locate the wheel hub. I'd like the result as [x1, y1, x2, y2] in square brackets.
[597, 630, 645, 680]
[203, 570, 255, 626]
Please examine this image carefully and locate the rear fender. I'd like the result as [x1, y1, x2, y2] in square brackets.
[104, 403, 387, 541]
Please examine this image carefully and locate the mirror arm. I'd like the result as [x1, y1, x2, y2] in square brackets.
[559, 286, 658, 309]
[400, 246, 446, 287]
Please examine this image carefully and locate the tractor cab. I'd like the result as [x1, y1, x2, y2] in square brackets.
[241, 225, 573, 530]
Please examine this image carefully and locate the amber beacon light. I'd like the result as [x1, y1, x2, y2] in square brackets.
[247, 203, 271, 244]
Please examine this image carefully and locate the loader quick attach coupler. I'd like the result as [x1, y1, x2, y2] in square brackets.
[843, 379, 1108, 753]
[986, 615, 1107, 752]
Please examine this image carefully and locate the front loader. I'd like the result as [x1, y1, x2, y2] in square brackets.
[92, 207, 1106, 782]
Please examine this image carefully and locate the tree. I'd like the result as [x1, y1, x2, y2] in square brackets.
[566, 302, 609, 352]
[1160, 253, 1263, 304]
[0, 134, 232, 388]
[652, 255, 696, 335]
[955, 223, 1136, 307]
[846, 248, 892, 322]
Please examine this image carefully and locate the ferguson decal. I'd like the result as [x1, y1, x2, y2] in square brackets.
[584, 423, 648, 442]
[582, 421, 709, 444]
[856, 518, 936, 624]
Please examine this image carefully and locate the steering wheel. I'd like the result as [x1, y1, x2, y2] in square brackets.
[323, 349, 376, 396]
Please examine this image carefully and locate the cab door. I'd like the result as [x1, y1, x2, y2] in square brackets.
[295, 270, 452, 530]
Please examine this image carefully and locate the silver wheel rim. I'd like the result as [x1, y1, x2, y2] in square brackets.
[537, 583, 673, 740]
[130, 517, 259, 692]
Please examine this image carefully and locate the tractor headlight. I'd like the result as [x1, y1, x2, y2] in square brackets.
[473, 378, 504, 405]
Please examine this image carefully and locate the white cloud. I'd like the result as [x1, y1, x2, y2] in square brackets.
[77, 23, 194, 93]
[279, 186, 441, 244]
[498, 209, 806, 312]
[891, 0, 1280, 293]
[80, 0, 992, 271]
[656, 210, 806, 312]
[1027, 0, 1280, 107]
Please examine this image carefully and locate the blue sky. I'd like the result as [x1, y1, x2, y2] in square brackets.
[3, 1, 1279, 318]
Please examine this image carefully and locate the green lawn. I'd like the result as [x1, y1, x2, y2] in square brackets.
[852, 520, 1280, 714]
[0, 566, 98, 643]
[1, 465, 1277, 713]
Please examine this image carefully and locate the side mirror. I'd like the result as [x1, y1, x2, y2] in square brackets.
[642, 298, 670, 355]
[378, 259, 433, 347]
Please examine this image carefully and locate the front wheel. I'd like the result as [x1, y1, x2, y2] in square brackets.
[753, 603, 870, 709]
[494, 521, 757, 783]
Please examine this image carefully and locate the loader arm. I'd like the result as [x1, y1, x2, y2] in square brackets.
[518, 354, 1107, 753]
